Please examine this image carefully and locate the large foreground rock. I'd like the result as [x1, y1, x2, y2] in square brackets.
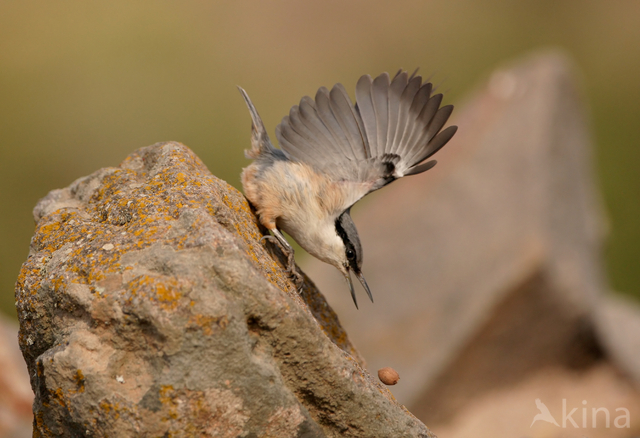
[15, 143, 433, 437]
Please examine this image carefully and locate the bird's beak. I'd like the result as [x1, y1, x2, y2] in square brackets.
[342, 269, 374, 309]
[342, 271, 358, 309]
[355, 270, 374, 304]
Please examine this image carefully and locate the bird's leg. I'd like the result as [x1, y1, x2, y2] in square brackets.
[261, 229, 304, 290]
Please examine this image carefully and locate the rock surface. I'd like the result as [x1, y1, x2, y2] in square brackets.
[301, 50, 640, 432]
[15, 143, 433, 437]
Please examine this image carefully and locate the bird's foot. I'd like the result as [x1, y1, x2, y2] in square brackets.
[285, 254, 305, 292]
[261, 232, 304, 292]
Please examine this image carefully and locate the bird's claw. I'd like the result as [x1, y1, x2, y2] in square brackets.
[260, 234, 277, 244]
[289, 270, 305, 293]
[282, 247, 304, 292]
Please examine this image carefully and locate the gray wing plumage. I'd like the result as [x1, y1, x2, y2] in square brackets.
[275, 70, 458, 189]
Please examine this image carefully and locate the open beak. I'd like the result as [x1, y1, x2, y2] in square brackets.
[355, 270, 374, 304]
[342, 269, 374, 309]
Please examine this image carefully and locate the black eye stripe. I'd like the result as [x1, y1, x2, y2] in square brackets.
[335, 215, 349, 244]
[335, 216, 358, 269]
[335, 210, 362, 272]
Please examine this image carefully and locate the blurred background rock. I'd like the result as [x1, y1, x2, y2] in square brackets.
[1, 1, 639, 437]
[303, 51, 640, 437]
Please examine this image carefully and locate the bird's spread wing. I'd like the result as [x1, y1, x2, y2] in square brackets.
[275, 70, 458, 195]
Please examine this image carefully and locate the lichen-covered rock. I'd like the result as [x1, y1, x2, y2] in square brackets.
[15, 142, 433, 437]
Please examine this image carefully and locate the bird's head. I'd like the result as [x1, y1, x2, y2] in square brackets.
[333, 210, 373, 308]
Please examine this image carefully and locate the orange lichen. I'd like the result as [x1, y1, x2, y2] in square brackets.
[159, 385, 178, 420]
[34, 410, 53, 437]
[99, 400, 121, 420]
[71, 369, 85, 394]
[187, 314, 229, 335]
[125, 275, 183, 311]
[51, 388, 67, 407]
[155, 282, 182, 310]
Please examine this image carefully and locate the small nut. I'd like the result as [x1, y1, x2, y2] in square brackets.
[378, 367, 400, 385]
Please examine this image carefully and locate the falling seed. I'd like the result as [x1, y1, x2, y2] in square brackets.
[378, 367, 400, 385]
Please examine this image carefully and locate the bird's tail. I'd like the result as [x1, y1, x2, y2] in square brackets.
[238, 87, 278, 159]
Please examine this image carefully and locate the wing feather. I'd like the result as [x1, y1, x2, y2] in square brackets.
[297, 96, 341, 156]
[355, 75, 378, 158]
[390, 74, 420, 155]
[403, 93, 443, 163]
[275, 119, 319, 163]
[386, 72, 407, 155]
[288, 105, 323, 150]
[405, 159, 437, 176]
[270, 70, 457, 192]
[396, 81, 432, 159]
[315, 86, 358, 161]
[371, 73, 390, 158]
[329, 84, 369, 160]
[406, 104, 454, 166]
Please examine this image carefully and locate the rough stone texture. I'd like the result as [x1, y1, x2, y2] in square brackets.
[0, 315, 33, 438]
[301, 50, 640, 431]
[15, 143, 433, 437]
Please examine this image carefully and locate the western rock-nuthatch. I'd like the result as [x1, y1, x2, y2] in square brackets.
[239, 70, 457, 308]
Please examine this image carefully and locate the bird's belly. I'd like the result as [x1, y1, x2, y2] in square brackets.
[244, 160, 347, 266]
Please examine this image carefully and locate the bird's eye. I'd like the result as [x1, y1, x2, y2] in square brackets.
[346, 249, 356, 260]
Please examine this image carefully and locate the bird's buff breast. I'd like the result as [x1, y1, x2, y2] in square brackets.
[241, 160, 358, 263]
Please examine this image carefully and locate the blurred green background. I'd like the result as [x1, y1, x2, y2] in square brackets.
[1, 1, 638, 319]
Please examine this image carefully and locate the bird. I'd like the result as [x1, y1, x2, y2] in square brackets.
[239, 70, 457, 308]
